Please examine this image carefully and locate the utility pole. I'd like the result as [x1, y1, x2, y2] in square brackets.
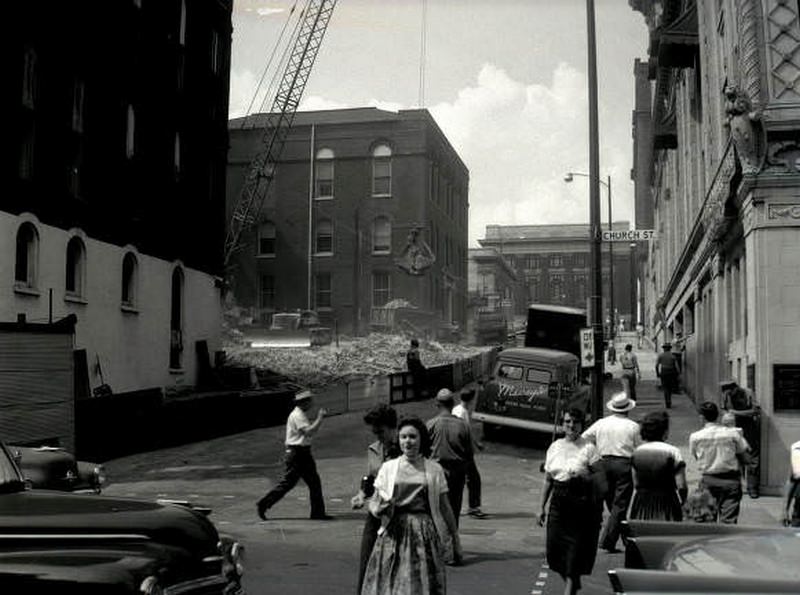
[607, 174, 614, 344]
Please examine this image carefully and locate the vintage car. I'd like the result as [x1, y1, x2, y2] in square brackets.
[0, 441, 244, 593]
[473, 347, 590, 436]
[10, 445, 105, 493]
[608, 520, 800, 594]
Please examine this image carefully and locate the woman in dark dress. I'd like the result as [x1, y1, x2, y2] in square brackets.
[537, 408, 602, 595]
[629, 411, 687, 521]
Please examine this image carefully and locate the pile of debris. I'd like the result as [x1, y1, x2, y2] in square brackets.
[224, 333, 491, 389]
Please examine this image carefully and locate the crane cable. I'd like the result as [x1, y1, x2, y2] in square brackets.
[240, 1, 299, 126]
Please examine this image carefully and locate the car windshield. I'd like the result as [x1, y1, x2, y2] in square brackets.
[669, 531, 800, 579]
[0, 444, 24, 492]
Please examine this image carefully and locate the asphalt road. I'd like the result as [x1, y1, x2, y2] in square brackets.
[104, 393, 626, 594]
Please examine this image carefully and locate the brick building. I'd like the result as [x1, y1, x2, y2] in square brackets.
[467, 247, 519, 343]
[4, 1, 232, 406]
[630, 0, 800, 488]
[226, 108, 469, 336]
[479, 223, 635, 331]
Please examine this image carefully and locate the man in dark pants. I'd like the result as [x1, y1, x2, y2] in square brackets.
[582, 393, 641, 553]
[689, 401, 751, 524]
[655, 342, 680, 408]
[406, 338, 427, 400]
[453, 388, 487, 518]
[427, 388, 473, 526]
[721, 379, 760, 498]
[256, 390, 332, 521]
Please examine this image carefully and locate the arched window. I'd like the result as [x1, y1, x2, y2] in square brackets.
[372, 216, 391, 254]
[173, 132, 181, 174]
[170, 267, 184, 369]
[121, 252, 138, 306]
[14, 222, 39, 288]
[315, 219, 333, 254]
[126, 105, 136, 158]
[372, 144, 392, 196]
[258, 221, 276, 256]
[179, 0, 187, 46]
[314, 148, 334, 199]
[65, 237, 86, 297]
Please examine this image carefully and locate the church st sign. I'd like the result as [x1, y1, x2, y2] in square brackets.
[601, 229, 656, 242]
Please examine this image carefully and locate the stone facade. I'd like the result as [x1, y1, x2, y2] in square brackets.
[631, 0, 800, 489]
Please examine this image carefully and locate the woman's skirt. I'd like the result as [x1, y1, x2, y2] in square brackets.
[361, 512, 446, 595]
[629, 488, 682, 522]
[546, 481, 602, 588]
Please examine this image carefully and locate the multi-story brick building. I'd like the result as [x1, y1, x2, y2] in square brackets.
[479, 223, 635, 331]
[630, 0, 800, 488]
[467, 247, 519, 343]
[226, 108, 469, 336]
[4, 1, 231, 406]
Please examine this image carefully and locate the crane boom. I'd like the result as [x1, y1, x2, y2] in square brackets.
[224, 0, 337, 270]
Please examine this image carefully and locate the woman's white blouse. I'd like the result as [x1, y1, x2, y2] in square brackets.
[544, 437, 601, 482]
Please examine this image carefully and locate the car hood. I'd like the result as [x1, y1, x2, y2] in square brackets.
[0, 491, 219, 556]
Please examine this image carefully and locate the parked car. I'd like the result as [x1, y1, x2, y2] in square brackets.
[0, 440, 244, 593]
[609, 520, 800, 593]
[10, 445, 105, 493]
[473, 347, 590, 436]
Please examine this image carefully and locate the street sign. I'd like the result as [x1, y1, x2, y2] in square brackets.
[580, 328, 595, 368]
[601, 229, 656, 242]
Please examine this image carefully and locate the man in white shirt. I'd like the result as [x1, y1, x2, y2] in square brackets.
[256, 390, 331, 521]
[453, 387, 487, 519]
[689, 401, 750, 524]
[582, 392, 641, 552]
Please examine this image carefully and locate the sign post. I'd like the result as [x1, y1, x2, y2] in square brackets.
[580, 328, 595, 369]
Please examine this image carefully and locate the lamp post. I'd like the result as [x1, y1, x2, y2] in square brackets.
[564, 172, 614, 344]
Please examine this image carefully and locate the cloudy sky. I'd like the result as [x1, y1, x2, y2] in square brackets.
[229, 0, 649, 246]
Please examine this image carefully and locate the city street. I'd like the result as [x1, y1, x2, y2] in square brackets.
[103, 342, 785, 595]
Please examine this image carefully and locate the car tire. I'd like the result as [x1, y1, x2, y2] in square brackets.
[482, 423, 498, 441]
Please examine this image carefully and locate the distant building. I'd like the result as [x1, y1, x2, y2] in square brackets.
[467, 247, 519, 343]
[630, 0, 800, 489]
[4, 0, 232, 431]
[226, 108, 469, 336]
[479, 223, 634, 331]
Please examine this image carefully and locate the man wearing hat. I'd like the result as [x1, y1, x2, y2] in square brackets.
[721, 379, 760, 498]
[655, 342, 680, 408]
[256, 390, 332, 521]
[427, 388, 474, 526]
[582, 392, 641, 552]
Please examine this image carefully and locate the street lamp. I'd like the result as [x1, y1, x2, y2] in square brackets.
[564, 171, 615, 344]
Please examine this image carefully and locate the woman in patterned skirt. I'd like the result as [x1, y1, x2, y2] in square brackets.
[361, 416, 462, 595]
[537, 408, 603, 595]
[629, 411, 687, 521]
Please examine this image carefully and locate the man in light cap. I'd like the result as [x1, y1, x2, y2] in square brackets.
[582, 392, 641, 552]
[427, 388, 474, 526]
[256, 390, 332, 520]
[721, 379, 760, 498]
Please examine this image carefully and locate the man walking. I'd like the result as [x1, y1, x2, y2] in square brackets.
[427, 388, 474, 526]
[619, 343, 640, 401]
[655, 342, 680, 408]
[256, 390, 332, 521]
[406, 338, 427, 400]
[689, 401, 751, 524]
[582, 392, 641, 553]
[453, 388, 487, 519]
[721, 379, 760, 498]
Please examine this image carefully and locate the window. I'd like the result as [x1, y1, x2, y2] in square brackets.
[550, 275, 563, 302]
[121, 252, 137, 306]
[69, 147, 83, 198]
[497, 364, 523, 380]
[259, 274, 275, 310]
[372, 217, 391, 254]
[210, 29, 220, 74]
[315, 273, 332, 309]
[19, 123, 35, 179]
[65, 237, 86, 297]
[22, 46, 37, 108]
[126, 105, 136, 158]
[372, 144, 392, 196]
[72, 79, 85, 132]
[315, 219, 333, 254]
[372, 272, 390, 307]
[174, 132, 181, 174]
[314, 148, 334, 198]
[14, 223, 39, 288]
[258, 222, 276, 256]
[550, 255, 562, 267]
[170, 267, 184, 369]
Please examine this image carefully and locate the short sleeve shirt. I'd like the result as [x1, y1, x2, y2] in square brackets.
[689, 423, 749, 474]
[285, 406, 312, 446]
[544, 437, 601, 482]
[582, 415, 641, 457]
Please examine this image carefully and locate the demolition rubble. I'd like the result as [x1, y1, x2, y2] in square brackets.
[224, 333, 491, 389]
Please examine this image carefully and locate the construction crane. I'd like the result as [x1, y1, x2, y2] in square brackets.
[223, 0, 337, 274]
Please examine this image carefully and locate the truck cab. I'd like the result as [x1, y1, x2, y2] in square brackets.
[473, 347, 589, 435]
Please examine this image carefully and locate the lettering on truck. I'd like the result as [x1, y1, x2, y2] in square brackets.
[498, 381, 548, 402]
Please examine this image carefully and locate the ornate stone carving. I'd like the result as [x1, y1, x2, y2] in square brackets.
[701, 146, 737, 243]
[737, 0, 764, 107]
[765, 0, 800, 100]
[765, 141, 800, 173]
[724, 85, 767, 174]
[768, 204, 800, 219]
[395, 228, 435, 276]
